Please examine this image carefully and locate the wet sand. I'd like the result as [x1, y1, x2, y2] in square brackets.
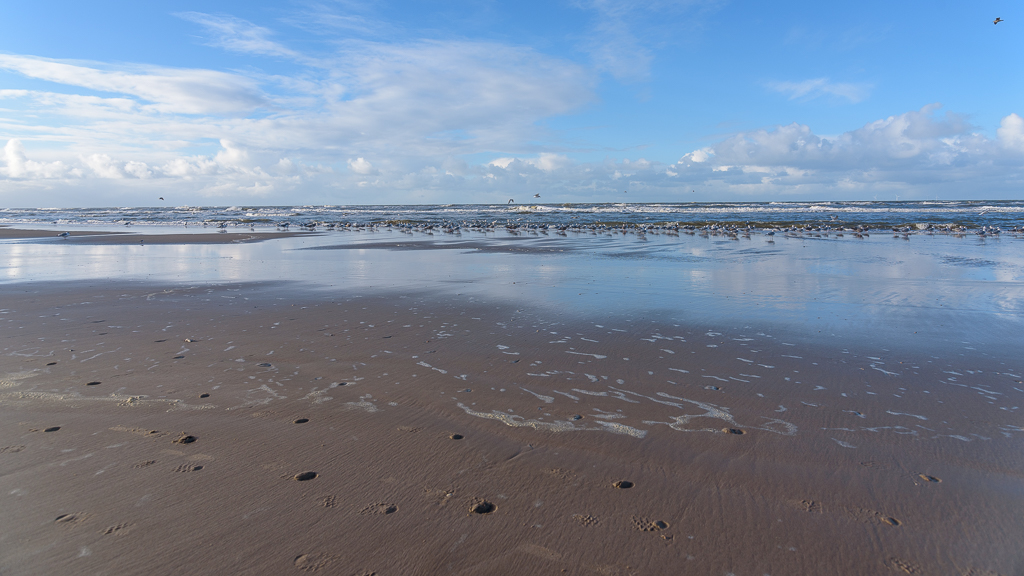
[1, 279, 1022, 575]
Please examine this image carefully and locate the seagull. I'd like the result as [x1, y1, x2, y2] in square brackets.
[159, 197, 164, 200]
[508, 199, 514, 204]
[994, 17, 1004, 24]
[57, 231, 69, 238]
[533, 193, 540, 198]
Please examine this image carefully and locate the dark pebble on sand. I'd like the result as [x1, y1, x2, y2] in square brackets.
[294, 418, 309, 424]
[200, 393, 210, 398]
[44, 426, 61, 433]
[571, 414, 582, 420]
[450, 434, 464, 440]
[294, 471, 318, 481]
[46, 362, 57, 366]
[722, 428, 745, 435]
[173, 355, 184, 359]
[613, 480, 634, 489]
[86, 381, 101, 386]
[258, 363, 272, 367]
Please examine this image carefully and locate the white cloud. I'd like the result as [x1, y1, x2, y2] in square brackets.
[124, 161, 153, 179]
[698, 104, 975, 169]
[685, 148, 713, 163]
[176, 12, 300, 59]
[488, 157, 515, 169]
[666, 104, 1024, 196]
[997, 113, 1024, 152]
[0, 35, 592, 203]
[488, 153, 570, 172]
[2, 139, 69, 179]
[0, 54, 267, 115]
[347, 157, 375, 174]
[82, 153, 124, 178]
[767, 78, 871, 103]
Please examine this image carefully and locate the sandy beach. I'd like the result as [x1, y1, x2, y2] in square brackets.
[1, 227, 1022, 575]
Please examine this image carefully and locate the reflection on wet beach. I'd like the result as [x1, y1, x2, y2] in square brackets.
[2, 226, 1022, 355]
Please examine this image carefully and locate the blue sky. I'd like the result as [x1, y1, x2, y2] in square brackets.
[1, 0, 1021, 206]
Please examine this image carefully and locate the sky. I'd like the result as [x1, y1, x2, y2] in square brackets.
[0, 0, 1022, 206]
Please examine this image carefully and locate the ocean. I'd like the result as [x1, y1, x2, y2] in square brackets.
[2, 200, 1023, 230]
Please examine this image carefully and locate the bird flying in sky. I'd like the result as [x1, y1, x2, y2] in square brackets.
[994, 17, 1004, 24]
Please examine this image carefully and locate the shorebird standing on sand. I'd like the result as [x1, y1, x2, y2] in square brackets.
[994, 17, 1004, 24]
[57, 232, 69, 238]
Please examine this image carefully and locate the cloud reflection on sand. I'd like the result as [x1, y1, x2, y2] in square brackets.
[3, 227, 1021, 355]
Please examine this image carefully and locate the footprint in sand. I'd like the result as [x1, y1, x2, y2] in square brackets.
[547, 468, 577, 482]
[320, 495, 337, 508]
[173, 433, 197, 444]
[793, 500, 899, 526]
[844, 506, 901, 526]
[111, 426, 164, 438]
[792, 499, 823, 513]
[54, 513, 90, 526]
[101, 523, 133, 535]
[885, 556, 922, 573]
[175, 462, 204, 473]
[133, 460, 156, 468]
[469, 499, 496, 514]
[0, 445, 25, 454]
[572, 514, 599, 527]
[293, 553, 337, 572]
[359, 502, 398, 515]
[423, 487, 457, 507]
[396, 426, 420, 433]
[631, 516, 670, 532]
